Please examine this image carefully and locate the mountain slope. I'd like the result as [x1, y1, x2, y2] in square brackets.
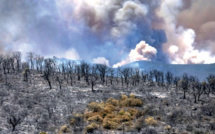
[124, 61, 215, 81]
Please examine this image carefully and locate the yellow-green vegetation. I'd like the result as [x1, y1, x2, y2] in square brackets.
[121, 94, 128, 100]
[145, 116, 158, 126]
[88, 102, 103, 112]
[129, 93, 135, 98]
[85, 123, 99, 133]
[84, 94, 143, 131]
[88, 114, 103, 122]
[58, 125, 70, 134]
[120, 97, 143, 107]
[70, 113, 83, 126]
[164, 125, 171, 131]
[39, 132, 47, 134]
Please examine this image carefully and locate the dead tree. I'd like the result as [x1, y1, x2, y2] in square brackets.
[80, 61, 90, 85]
[7, 115, 21, 131]
[174, 76, 180, 90]
[108, 68, 115, 85]
[166, 71, 173, 88]
[38, 56, 44, 73]
[96, 64, 108, 85]
[152, 70, 159, 83]
[2, 58, 7, 74]
[201, 81, 208, 96]
[207, 74, 215, 97]
[90, 65, 98, 92]
[43, 59, 54, 89]
[13, 51, 21, 72]
[120, 67, 132, 88]
[22, 62, 29, 70]
[196, 82, 204, 102]
[4, 105, 27, 132]
[56, 75, 63, 89]
[23, 68, 30, 82]
[0, 55, 3, 71]
[141, 71, 147, 83]
[67, 61, 75, 86]
[35, 55, 44, 73]
[26, 52, 35, 70]
[61, 63, 66, 79]
[190, 76, 200, 103]
[76, 65, 81, 81]
[157, 71, 164, 86]
[131, 68, 140, 86]
[180, 73, 189, 99]
[3, 56, 12, 74]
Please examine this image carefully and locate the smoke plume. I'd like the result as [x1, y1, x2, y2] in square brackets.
[0, 0, 214, 65]
[113, 41, 157, 68]
[155, 0, 215, 64]
[93, 57, 110, 67]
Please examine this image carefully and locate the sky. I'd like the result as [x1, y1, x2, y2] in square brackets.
[0, 0, 215, 67]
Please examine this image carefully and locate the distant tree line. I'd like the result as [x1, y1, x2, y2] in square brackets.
[0, 51, 215, 104]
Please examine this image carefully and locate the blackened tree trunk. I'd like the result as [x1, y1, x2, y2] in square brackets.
[48, 80, 52, 89]
[91, 81, 95, 92]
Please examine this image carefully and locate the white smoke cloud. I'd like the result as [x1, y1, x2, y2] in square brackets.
[55, 48, 80, 60]
[156, 0, 215, 64]
[1, 0, 215, 65]
[111, 1, 148, 37]
[113, 41, 157, 68]
[61, 0, 148, 38]
[93, 57, 110, 66]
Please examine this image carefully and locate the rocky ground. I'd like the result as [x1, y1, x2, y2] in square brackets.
[0, 71, 214, 134]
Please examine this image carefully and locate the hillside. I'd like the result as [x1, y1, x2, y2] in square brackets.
[124, 61, 215, 81]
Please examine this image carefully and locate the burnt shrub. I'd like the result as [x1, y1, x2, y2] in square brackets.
[201, 100, 215, 117]
[167, 109, 190, 126]
[142, 127, 158, 134]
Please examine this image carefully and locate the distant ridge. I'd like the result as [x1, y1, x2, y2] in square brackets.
[55, 57, 215, 81]
[123, 61, 215, 81]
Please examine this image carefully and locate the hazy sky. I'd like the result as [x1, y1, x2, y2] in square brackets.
[0, 0, 215, 67]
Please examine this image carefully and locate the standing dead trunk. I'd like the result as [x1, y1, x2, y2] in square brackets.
[48, 80, 52, 89]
